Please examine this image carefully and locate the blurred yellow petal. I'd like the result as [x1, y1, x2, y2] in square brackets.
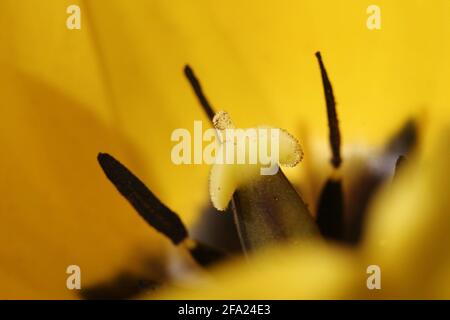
[363, 127, 450, 298]
[0, 0, 113, 124]
[156, 243, 365, 299]
[0, 64, 168, 299]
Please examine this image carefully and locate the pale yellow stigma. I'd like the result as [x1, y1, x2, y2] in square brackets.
[209, 111, 304, 211]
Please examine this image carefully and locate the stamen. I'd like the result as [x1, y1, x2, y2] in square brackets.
[316, 179, 344, 240]
[315, 52, 342, 168]
[97, 153, 188, 244]
[182, 239, 227, 267]
[98, 153, 227, 266]
[184, 65, 216, 121]
[315, 52, 345, 241]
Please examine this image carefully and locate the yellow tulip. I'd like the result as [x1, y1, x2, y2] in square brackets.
[0, 0, 448, 299]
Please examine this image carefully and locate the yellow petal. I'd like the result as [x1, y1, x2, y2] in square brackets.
[363, 126, 450, 298]
[155, 242, 365, 299]
[0, 64, 168, 298]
